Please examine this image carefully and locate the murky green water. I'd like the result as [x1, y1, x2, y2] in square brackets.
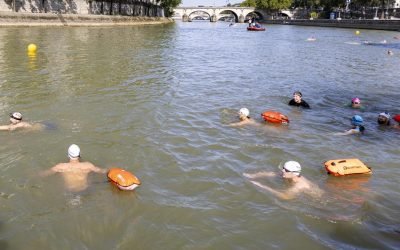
[0, 22, 399, 249]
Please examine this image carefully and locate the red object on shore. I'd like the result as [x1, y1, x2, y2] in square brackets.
[261, 111, 289, 124]
[247, 26, 266, 31]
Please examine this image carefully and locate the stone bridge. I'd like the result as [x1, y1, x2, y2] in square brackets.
[173, 7, 271, 23]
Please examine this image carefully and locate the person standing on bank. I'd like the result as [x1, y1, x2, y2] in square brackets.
[288, 91, 310, 109]
[40, 144, 107, 192]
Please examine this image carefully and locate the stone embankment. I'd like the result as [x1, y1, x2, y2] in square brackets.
[265, 19, 400, 31]
[0, 12, 173, 27]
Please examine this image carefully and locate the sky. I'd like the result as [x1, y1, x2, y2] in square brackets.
[179, 0, 242, 7]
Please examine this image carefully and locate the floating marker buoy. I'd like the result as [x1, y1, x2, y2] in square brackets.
[355, 30, 360, 35]
[107, 168, 141, 191]
[261, 111, 289, 124]
[324, 158, 372, 176]
[27, 44, 37, 53]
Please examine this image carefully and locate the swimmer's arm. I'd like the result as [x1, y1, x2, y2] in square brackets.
[243, 172, 276, 179]
[250, 181, 293, 200]
[90, 165, 108, 174]
[39, 164, 62, 177]
[0, 125, 11, 131]
[333, 129, 358, 136]
[228, 121, 247, 127]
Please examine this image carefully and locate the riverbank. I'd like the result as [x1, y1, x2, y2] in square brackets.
[264, 19, 400, 31]
[0, 12, 173, 27]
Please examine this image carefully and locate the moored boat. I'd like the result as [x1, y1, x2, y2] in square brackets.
[247, 26, 265, 31]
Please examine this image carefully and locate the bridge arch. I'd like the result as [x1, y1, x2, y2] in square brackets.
[188, 10, 211, 21]
[218, 10, 239, 22]
[245, 11, 265, 21]
[173, 7, 258, 23]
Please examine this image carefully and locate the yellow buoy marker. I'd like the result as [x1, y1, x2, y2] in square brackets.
[27, 43, 37, 53]
[355, 30, 360, 35]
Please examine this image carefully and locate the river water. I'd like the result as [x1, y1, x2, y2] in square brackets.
[0, 21, 399, 249]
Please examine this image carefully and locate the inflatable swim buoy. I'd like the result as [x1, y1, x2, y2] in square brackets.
[107, 168, 141, 190]
[261, 111, 289, 124]
[393, 114, 400, 123]
[324, 159, 372, 176]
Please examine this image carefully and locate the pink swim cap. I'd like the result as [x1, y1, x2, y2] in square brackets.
[352, 97, 361, 104]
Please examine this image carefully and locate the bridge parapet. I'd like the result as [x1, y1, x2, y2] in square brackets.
[173, 7, 292, 22]
[173, 6, 257, 23]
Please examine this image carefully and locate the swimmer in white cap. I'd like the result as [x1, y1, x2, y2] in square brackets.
[243, 161, 323, 200]
[0, 112, 42, 131]
[40, 144, 107, 192]
[229, 108, 260, 127]
[377, 112, 391, 126]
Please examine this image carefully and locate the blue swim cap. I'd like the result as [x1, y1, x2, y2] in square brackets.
[351, 115, 363, 126]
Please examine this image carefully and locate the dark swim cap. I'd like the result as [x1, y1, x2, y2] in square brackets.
[293, 91, 302, 97]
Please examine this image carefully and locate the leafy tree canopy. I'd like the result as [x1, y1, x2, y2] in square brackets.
[255, 0, 292, 10]
[240, 0, 257, 7]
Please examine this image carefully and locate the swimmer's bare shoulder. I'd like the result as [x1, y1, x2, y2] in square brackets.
[229, 119, 260, 127]
[40, 163, 67, 176]
[294, 177, 324, 197]
[82, 162, 107, 174]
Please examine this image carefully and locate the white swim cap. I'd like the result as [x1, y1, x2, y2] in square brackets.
[379, 112, 390, 120]
[10, 112, 22, 120]
[68, 144, 80, 159]
[239, 108, 249, 117]
[283, 161, 301, 175]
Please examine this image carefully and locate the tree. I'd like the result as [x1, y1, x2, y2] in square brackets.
[159, 0, 181, 16]
[240, 0, 257, 7]
[255, 0, 292, 10]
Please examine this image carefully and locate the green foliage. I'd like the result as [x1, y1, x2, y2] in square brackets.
[240, 0, 257, 7]
[238, 0, 394, 11]
[310, 11, 318, 18]
[255, 0, 292, 10]
[160, 0, 181, 16]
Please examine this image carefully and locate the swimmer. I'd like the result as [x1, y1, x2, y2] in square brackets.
[387, 50, 394, 55]
[377, 112, 391, 126]
[40, 144, 107, 192]
[288, 91, 310, 108]
[229, 108, 259, 127]
[351, 97, 362, 109]
[0, 112, 43, 131]
[244, 161, 324, 200]
[335, 115, 365, 135]
[306, 36, 316, 41]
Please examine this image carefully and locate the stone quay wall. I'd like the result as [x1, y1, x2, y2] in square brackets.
[0, 11, 173, 26]
[0, 0, 164, 17]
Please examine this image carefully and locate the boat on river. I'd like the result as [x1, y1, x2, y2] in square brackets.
[247, 26, 265, 31]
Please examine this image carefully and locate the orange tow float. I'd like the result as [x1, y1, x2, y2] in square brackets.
[107, 168, 141, 190]
[324, 159, 372, 176]
[261, 111, 289, 124]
